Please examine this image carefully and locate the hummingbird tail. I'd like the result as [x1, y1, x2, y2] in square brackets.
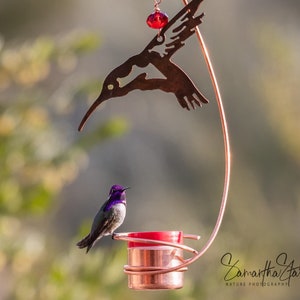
[77, 234, 94, 252]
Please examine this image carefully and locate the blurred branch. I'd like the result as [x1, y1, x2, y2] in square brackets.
[0, 31, 129, 299]
[74, 118, 129, 150]
[0, 31, 99, 90]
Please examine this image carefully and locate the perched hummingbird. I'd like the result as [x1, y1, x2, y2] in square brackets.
[77, 184, 129, 253]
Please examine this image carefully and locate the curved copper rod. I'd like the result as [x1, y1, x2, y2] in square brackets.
[123, 265, 188, 275]
[114, 0, 231, 277]
[113, 233, 199, 254]
[179, 0, 231, 267]
[129, 2, 230, 275]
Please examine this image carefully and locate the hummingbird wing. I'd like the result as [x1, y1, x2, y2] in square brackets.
[76, 210, 115, 253]
[77, 199, 111, 252]
[145, 0, 205, 58]
[89, 211, 112, 239]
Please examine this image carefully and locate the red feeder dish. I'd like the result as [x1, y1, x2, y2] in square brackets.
[147, 11, 169, 29]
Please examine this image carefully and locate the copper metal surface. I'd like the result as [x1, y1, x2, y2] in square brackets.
[127, 247, 184, 290]
[113, 232, 200, 290]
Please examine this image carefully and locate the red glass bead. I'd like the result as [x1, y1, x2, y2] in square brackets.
[146, 11, 169, 29]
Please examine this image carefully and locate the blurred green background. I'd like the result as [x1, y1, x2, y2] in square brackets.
[0, 0, 299, 299]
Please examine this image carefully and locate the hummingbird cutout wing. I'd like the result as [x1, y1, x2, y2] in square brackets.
[79, 0, 208, 131]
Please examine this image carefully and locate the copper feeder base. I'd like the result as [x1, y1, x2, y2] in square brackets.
[127, 247, 186, 290]
[113, 231, 200, 290]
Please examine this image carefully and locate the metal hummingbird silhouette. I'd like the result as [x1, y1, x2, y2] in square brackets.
[79, 0, 208, 131]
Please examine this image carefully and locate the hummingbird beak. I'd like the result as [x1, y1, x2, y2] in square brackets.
[122, 187, 130, 192]
[78, 88, 110, 131]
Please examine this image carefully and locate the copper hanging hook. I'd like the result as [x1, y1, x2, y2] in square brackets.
[112, 0, 231, 290]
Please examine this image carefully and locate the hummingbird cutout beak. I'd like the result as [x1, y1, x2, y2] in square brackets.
[78, 0, 208, 131]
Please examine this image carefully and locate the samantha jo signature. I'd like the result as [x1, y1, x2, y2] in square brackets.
[220, 252, 300, 286]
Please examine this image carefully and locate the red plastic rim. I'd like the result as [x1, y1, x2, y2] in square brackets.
[127, 231, 183, 248]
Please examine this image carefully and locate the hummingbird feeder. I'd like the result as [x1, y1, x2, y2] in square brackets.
[78, 0, 231, 290]
[113, 231, 200, 290]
